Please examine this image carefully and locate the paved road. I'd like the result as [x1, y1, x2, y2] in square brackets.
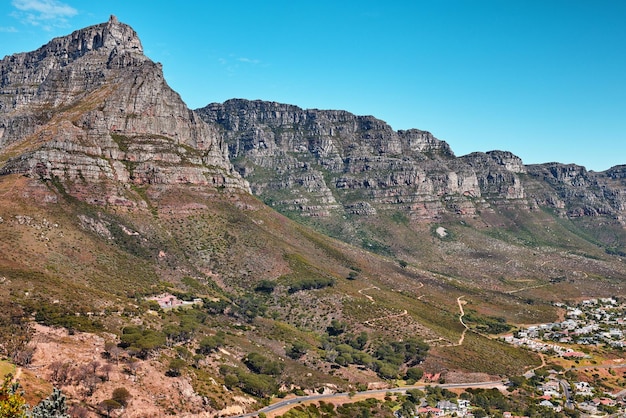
[559, 379, 574, 410]
[233, 380, 507, 418]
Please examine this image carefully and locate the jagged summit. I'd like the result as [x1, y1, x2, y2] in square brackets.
[0, 18, 249, 200]
[198, 98, 626, 240]
[0, 16, 147, 118]
[44, 14, 144, 58]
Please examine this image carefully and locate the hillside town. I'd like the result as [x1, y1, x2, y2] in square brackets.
[493, 298, 626, 417]
[502, 298, 625, 356]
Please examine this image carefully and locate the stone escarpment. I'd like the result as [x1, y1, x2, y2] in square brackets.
[197, 99, 530, 220]
[525, 163, 626, 219]
[198, 99, 626, 226]
[0, 16, 249, 204]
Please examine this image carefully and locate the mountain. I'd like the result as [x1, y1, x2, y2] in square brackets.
[198, 98, 626, 273]
[1, 18, 625, 417]
[198, 98, 626, 226]
[0, 15, 249, 199]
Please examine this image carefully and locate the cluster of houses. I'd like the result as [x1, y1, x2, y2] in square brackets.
[527, 370, 626, 416]
[415, 399, 471, 417]
[411, 399, 546, 417]
[501, 334, 587, 358]
[502, 297, 625, 355]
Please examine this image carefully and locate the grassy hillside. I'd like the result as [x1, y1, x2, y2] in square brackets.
[0, 172, 624, 415]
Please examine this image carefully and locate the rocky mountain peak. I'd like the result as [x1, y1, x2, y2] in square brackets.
[44, 14, 144, 59]
[0, 18, 249, 202]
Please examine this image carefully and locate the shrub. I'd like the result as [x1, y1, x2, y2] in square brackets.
[405, 367, 424, 381]
[112, 387, 131, 407]
[254, 280, 276, 293]
[288, 277, 335, 293]
[166, 358, 186, 377]
[197, 333, 225, 355]
[286, 341, 308, 359]
[244, 353, 283, 376]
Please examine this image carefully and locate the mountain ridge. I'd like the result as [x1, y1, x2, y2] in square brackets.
[197, 98, 626, 258]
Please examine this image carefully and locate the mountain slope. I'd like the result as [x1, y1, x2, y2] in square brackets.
[198, 99, 626, 279]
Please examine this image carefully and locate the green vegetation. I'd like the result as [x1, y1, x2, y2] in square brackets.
[321, 326, 428, 380]
[33, 302, 103, 333]
[463, 310, 512, 334]
[1, 376, 70, 418]
[197, 332, 225, 354]
[119, 326, 167, 358]
[110, 133, 131, 153]
[285, 340, 309, 359]
[0, 374, 27, 418]
[288, 276, 335, 293]
[1, 148, 625, 415]
[278, 399, 394, 418]
[219, 365, 279, 398]
[244, 352, 284, 376]
[254, 279, 276, 293]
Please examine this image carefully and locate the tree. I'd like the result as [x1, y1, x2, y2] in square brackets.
[198, 334, 224, 354]
[12, 347, 34, 367]
[166, 358, 186, 377]
[49, 361, 71, 385]
[254, 280, 276, 293]
[30, 388, 70, 418]
[376, 362, 399, 379]
[244, 352, 283, 375]
[286, 341, 308, 359]
[98, 399, 122, 417]
[112, 387, 131, 407]
[406, 389, 424, 404]
[88, 360, 101, 374]
[120, 327, 166, 359]
[126, 359, 140, 376]
[405, 367, 424, 382]
[82, 373, 101, 396]
[398, 400, 416, 418]
[0, 374, 27, 418]
[327, 319, 347, 336]
[232, 295, 267, 322]
[101, 363, 113, 381]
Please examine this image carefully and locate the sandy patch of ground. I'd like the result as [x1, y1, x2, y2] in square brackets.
[22, 323, 238, 417]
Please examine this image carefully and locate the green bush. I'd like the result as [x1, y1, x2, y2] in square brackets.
[286, 341, 308, 359]
[197, 333, 225, 355]
[244, 353, 283, 376]
[288, 277, 335, 293]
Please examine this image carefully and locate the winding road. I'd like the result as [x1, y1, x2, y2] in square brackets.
[453, 296, 469, 346]
[357, 286, 379, 303]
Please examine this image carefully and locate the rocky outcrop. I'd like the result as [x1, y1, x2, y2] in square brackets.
[198, 99, 626, 226]
[526, 163, 626, 218]
[0, 16, 249, 199]
[0, 17, 623, 227]
[197, 99, 528, 220]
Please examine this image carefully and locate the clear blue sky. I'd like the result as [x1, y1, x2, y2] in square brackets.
[1, 0, 625, 171]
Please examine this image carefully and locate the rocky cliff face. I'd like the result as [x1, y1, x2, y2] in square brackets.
[525, 163, 626, 219]
[0, 16, 248, 204]
[198, 99, 626, 232]
[197, 99, 533, 220]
